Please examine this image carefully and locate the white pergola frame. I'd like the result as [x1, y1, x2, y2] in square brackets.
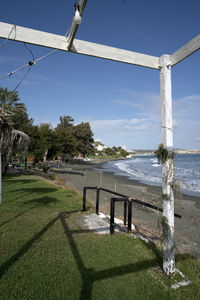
[0, 0, 199, 275]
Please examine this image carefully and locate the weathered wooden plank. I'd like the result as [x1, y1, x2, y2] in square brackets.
[170, 34, 200, 66]
[0, 22, 160, 69]
[0, 22, 68, 50]
[71, 39, 160, 69]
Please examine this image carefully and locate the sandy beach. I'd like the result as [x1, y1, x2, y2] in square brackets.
[51, 159, 200, 258]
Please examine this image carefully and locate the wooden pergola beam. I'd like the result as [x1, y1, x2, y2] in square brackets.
[71, 39, 160, 69]
[170, 34, 200, 66]
[0, 22, 160, 69]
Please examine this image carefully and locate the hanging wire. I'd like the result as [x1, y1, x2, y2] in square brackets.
[0, 22, 59, 94]
[0, 63, 29, 80]
[0, 49, 59, 98]
[0, 41, 35, 93]
[24, 43, 35, 61]
[0, 25, 16, 49]
[0, 49, 58, 80]
[0, 9, 60, 82]
[12, 66, 32, 93]
[11, 49, 58, 92]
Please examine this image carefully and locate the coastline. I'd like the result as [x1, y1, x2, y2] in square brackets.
[51, 158, 200, 258]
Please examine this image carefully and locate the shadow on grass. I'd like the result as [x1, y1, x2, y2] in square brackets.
[0, 214, 61, 279]
[0, 210, 81, 279]
[59, 213, 194, 299]
[24, 196, 59, 206]
[0, 205, 37, 228]
[8, 187, 58, 202]
[3, 173, 38, 184]
[0, 196, 59, 227]
[0, 209, 192, 299]
[59, 212, 160, 300]
[10, 187, 58, 194]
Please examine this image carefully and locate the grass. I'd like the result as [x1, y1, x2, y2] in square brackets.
[0, 174, 200, 300]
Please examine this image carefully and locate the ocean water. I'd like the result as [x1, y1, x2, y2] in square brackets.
[101, 154, 200, 197]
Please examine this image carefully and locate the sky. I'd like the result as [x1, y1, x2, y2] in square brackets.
[0, 0, 200, 150]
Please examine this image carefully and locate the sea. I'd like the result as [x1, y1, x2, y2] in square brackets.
[100, 154, 200, 197]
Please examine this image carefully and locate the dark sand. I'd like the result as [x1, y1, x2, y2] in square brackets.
[51, 159, 200, 258]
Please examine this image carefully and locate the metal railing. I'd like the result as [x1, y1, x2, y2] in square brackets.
[83, 186, 182, 234]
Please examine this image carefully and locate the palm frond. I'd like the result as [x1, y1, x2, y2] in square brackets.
[0, 107, 29, 170]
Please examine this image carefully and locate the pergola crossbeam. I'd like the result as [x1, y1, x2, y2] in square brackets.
[0, 22, 160, 69]
[71, 39, 160, 69]
[170, 34, 200, 66]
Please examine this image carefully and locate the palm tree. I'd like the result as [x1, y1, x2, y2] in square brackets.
[0, 87, 26, 113]
[0, 108, 29, 203]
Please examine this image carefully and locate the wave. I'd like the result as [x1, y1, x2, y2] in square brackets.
[110, 156, 200, 196]
[152, 163, 160, 167]
[114, 161, 162, 184]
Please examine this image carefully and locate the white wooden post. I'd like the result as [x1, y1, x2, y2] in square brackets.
[160, 54, 175, 275]
[0, 149, 2, 203]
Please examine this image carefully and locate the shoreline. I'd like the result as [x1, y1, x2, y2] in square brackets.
[51, 159, 200, 258]
[97, 159, 200, 199]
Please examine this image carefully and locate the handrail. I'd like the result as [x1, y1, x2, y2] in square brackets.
[83, 186, 97, 211]
[82, 186, 182, 219]
[110, 196, 182, 219]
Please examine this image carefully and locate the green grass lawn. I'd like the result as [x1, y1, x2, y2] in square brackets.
[0, 174, 200, 299]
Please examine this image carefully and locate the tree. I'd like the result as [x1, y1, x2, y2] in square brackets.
[0, 108, 29, 202]
[105, 147, 115, 157]
[38, 123, 53, 162]
[0, 87, 34, 165]
[0, 87, 26, 113]
[119, 148, 128, 157]
[46, 130, 57, 160]
[56, 116, 74, 129]
[0, 86, 33, 135]
[112, 146, 118, 152]
[55, 126, 77, 160]
[28, 123, 53, 162]
[0, 108, 29, 171]
[55, 116, 77, 160]
[73, 122, 94, 157]
[11, 109, 34, 134]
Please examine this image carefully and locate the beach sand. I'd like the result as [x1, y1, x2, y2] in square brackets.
[51, 159, 200, 258]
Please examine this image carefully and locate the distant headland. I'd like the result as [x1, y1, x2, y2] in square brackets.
[129, 149, 200, 156]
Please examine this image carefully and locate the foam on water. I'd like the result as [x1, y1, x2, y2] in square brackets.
[114, 159, 162, 185]
[102, 154, 200, 197]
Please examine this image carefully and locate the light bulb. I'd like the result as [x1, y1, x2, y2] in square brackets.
[74, 9, 82, 25]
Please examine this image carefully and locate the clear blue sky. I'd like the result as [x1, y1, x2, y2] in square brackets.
[0, 0, 200, 150]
